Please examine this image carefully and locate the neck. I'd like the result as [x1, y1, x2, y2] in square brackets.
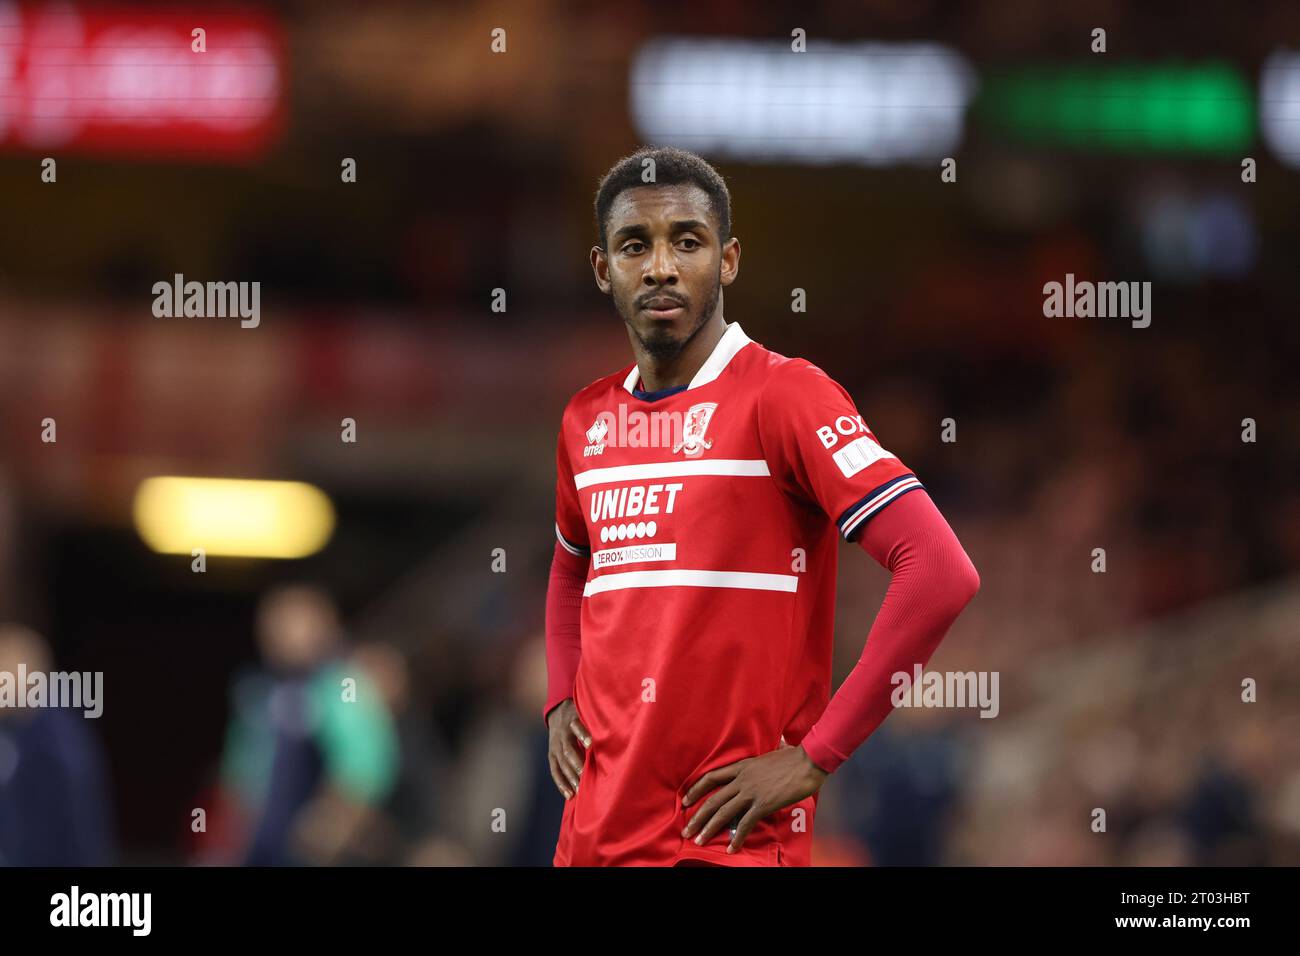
[632, 311, 727, 392]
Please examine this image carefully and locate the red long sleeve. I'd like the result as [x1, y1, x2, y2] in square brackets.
[542, 540, 588, 727]
[798, 489, 979, 774]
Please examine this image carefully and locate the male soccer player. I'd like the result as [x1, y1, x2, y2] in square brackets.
[544, 147, 980, 866]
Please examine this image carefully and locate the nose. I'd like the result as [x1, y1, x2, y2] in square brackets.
[643, 239, 679, 288]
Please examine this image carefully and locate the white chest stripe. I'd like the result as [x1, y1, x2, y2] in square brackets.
[583, 568, 798, 597]
[574, 458, 770, 491]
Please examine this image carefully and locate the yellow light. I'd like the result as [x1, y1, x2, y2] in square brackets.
[133, 477, 336, 559]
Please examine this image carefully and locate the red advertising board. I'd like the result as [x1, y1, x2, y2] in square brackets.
[0, 4, 284, 160]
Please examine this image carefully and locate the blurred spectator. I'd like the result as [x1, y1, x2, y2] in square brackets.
[0, 624, 114, 866]
[451, 633, 563, 866]
[831, 716, 964, 866]
[350, 641, 454, 864]
[215, 586, 399, 866]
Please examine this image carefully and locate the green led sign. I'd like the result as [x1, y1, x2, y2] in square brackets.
[978, 63, 1254, 152]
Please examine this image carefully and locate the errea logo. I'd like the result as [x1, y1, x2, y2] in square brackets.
[584, 418, 609, 457]
[816, 415, 896, 478]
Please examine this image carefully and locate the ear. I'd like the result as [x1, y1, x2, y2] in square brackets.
[720, 236, 741, 287]
[590, 246, 612, 294]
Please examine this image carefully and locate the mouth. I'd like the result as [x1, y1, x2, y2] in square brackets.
[640, 297, 687, 319]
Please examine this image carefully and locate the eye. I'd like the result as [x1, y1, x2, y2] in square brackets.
[621, 241, 645, 255]
[678, 237, 701, 251]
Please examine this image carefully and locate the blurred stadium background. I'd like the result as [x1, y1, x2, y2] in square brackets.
[1, 0, 1298, 866]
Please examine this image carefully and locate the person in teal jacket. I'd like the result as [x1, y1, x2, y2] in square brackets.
[219, 585, 397, 866]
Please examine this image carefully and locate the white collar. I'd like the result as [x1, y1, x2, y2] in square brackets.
[621, 321, 753, 395]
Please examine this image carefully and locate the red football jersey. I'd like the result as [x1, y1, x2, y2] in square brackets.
[552, 321, 920, 866]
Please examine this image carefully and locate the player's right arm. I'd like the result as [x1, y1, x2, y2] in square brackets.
[545, 418, 593, 799]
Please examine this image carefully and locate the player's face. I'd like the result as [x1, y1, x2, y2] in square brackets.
[592, 184, 740, 361]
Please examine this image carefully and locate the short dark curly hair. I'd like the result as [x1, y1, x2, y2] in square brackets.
[593, 146, 732, 250]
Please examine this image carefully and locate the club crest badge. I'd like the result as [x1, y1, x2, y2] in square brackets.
[672, 402, 717, 457]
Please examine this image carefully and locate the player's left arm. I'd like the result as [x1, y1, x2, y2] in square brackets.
[681, 360, 979, 853]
